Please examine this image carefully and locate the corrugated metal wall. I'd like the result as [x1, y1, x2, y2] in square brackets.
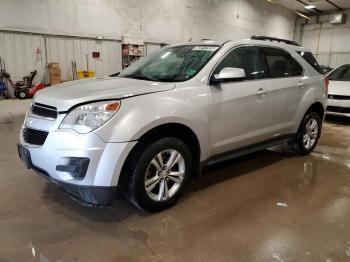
[301, 24, 350, 68]
[0, 31, 46, 83]
[46, 36, 122, 81]
[297, 9, 350, 68]
[146, 43, 161, 55]
[0, 31, 122, 84]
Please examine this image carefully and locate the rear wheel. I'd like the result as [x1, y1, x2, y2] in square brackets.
[124, 137, 192, 212]
[291, 112, 321, 155]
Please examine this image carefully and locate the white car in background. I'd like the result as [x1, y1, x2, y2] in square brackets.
[326, 64, 350, 117]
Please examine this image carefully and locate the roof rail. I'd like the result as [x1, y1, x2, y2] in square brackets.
[251, 35, 301, 46]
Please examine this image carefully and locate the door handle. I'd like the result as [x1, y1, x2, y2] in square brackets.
[256, 88, 268, 96]
[298, 82, 305, 88]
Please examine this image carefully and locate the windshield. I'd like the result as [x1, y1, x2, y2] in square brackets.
[118, 45, 220, 82]
[327, 65, 350, 81]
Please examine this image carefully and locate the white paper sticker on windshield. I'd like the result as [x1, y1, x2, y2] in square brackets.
[192, 46, 219, 52]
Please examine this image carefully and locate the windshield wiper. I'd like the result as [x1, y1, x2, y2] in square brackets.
[127, 74, 159, 81]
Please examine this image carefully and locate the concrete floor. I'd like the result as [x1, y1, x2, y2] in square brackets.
[1, 99, 350, 262]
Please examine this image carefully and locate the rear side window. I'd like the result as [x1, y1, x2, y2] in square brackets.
[213, 46, 265, 80]
[263, 47, 303, 78]
[327, 65, 350, 81]
[297, 51, 322, 74]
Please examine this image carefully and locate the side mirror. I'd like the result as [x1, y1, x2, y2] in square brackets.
[212, 67, 246, 83]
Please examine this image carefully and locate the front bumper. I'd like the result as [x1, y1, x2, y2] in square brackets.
[32, 163, 117, 207]
[326, 111, 350, 117]
[326, 98, 350, 117]
[18, 126, 137, 206]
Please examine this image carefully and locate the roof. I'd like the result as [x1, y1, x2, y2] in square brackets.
[225, 38, 311, 53]
[168, 37, 311, 53]
[170, 39, 229, 47]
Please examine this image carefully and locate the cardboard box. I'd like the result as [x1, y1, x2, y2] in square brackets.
[48, 63, 61, 85]
[49, 67, 61, 76]
[48, 62, 60, 69]
[50, 80, 61, 85]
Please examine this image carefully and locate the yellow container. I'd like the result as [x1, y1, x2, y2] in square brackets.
[77, 71, 95, 79]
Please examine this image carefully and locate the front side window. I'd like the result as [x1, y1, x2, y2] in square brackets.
[264, 47, 303, 78]
[327, 65, 350, 81]
[213, 46, 265, 80]
[118, 45, 219, 82]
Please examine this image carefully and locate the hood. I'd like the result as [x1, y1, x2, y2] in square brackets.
[34, 77, 175, 111]
[328, 80, 350, 96]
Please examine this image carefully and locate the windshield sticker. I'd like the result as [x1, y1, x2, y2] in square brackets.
[192, 46, 219, 52]
[186, 69, 197, 76]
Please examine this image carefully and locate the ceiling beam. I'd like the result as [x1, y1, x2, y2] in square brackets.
[295, 0, 323, 13]
[325, 0, 343, 11]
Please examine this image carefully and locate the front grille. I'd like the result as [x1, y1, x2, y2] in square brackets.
[327, 106, 350, 114]
[32, 103, 58, 119]
[23, 128, 49, 146]
[328, 94, 350, 100]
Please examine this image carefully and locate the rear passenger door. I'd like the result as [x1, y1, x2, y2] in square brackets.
[262, 47, 304, 135]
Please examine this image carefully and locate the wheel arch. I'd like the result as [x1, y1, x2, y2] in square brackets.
[295, 101, 325, 134]
[120, 122, 202, 185]
[306, 102, 325, 120]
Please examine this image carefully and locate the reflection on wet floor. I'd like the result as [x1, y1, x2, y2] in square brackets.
[0, 109, 350, 261]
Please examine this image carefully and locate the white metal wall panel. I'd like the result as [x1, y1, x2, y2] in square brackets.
[0, 31, 46, 83]
[299, 10, 350, 68]
[329, 54, 350, 69]
[318, 28, 333, 53]
[315, 54, 329, 66]
[45, 36, 122, 80]
[101, 40, 122, 76]
[332, 27, 350, 53]
[146, 43, 161, 55]
[0, 31, 122, 84]
[301, 29, 319, 54]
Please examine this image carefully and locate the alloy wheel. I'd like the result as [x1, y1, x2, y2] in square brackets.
[144, 149, 185, 202]
[303, 118, 319, 149]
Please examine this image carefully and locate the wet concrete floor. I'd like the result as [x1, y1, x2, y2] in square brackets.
[1, 100, 350, 261]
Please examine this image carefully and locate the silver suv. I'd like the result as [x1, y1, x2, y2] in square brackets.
[18, 36, 327, 212]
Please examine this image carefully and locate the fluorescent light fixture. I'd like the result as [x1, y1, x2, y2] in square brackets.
[296, 11, 311, 19]
[305, 5, 316, 9]
[265, 0, 311, 20]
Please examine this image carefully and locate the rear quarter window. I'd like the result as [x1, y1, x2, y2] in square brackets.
[297, 51, 322, 74]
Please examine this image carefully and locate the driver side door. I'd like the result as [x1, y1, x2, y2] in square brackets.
[208, 46, 273, 157]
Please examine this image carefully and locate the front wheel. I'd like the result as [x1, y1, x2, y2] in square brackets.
[291, 112, 321, 155]
[18, 90, 27, 99]
[125, 137, 192, 212]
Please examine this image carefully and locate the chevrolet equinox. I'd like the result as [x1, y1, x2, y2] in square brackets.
[18, 36, 328, 212]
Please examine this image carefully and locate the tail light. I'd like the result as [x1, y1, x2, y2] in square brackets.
[324, 78, 329, 90]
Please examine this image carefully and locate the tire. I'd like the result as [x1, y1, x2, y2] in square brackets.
[14, 88, 19, 98]
[124, 137, 192, 212]
[290, 112, 321, 155]
[18, 90, 27, 99]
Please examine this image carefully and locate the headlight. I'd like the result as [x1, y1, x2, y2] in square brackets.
[59, 100, 121, 133]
